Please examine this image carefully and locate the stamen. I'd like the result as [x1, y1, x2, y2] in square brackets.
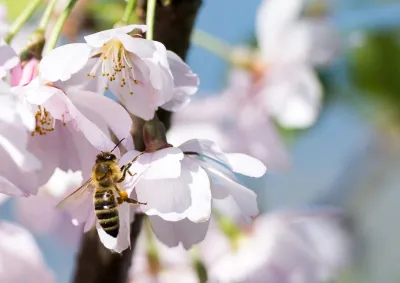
[31, 106, 56, 136]
[90, 39, 142, 96]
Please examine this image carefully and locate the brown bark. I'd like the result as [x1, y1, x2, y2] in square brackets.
[72, 1, 202, 283]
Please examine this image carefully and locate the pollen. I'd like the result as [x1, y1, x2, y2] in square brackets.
[31, 106, 55, 136]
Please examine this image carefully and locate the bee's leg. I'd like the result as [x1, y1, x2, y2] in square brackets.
[116, 196, 147, 206]
[114, 186, 147, 206]
[116, 197, 146, 206]
[117, 164, 135, 183]
[117, 152, 145, 183]
[125, 198, 147, 206]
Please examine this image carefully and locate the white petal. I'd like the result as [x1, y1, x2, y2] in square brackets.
[84, 25, 146, 48]
[0, 131, 41, 171]
[206, 166, 259, 218]
[0, 42, 18, 78]
[265, 64, 322, 128]
[142, 147, 184, 180]
[60, 89, 117, 152]
[161, 51, 199, 111]
[39, 43, 92, 82]
[97, 203, 131, 253]
[179, 139, 230, 166]
[167, 50, 199, 95]
[111, 79, 158, 120]
[84, 210, 96, 232]
[67, 89, 132, 143]
[0, 221, 55, 283]
[149, 216, 210, 249]
[136, 157, 211, 222]
[256, 0, 303, 60]
[225, 153, 266, 177]
[121, 147, 184, 182]
[117, 34, 158, 58]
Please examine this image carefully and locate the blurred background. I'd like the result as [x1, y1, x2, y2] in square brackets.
[2, 0, 400, 282]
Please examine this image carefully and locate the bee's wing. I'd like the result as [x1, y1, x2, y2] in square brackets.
[56, 178, 96, 210]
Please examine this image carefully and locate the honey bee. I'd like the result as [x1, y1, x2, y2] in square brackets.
[56, 139, 146, 238]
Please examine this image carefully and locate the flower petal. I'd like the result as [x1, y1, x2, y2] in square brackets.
[0, 221, 55, 283]
[256, 0, 303, 60]
[225, 153, 266, 177]
[120, 148, 184, 185]
[23, 79, 63, 105]
[149, 216, 210, 249]
[136, 157, 211, 222]
[39, 43, 92, 82]
[45, 89, 116, 152]
[168, 51, 199, 94]
[0, 176, 29, 197]
[97, 203, 131, 253]
[265, 64, 322, 128]
[161, 51, 199, 111]
[67, 89, 132, 143]
[85, 25, 146, 48]
[0, 130, 41, 171]
[206, 165, 259, 218]
[117, 34, 157, 58]
[111, 78, 157, 120]
[179, 139, 230, 166]
[0, 41, 19, 79]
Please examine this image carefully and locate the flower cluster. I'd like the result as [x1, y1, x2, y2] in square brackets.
[0, 2, 265, 256]
[168, 0, 339, 169]
[128, 207, 352, 283]
[0, 0, 352, 282]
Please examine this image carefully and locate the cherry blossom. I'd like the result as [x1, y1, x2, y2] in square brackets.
[11, 74, 133, 186]
[168, 68, 290, 171]
[0, 81, 41, 198]
[0, 220, 55, 283]
[128, 225, 198, 283]
[39, 25, 199, 120]
[117, 139, 266, 249]
[11, 58, 40, 87]
[200, 208, 352, 283]
[15, 168, 84, 245]
[254, 0, 339, 128]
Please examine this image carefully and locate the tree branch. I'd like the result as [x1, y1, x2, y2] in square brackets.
[72, 1, 202, 283]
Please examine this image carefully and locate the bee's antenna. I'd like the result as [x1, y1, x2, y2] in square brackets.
[111, 138, 125, 152]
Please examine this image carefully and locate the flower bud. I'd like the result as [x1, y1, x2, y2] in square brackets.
[143, 117, 172, 152]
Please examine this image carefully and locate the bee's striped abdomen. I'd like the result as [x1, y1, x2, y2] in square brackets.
[94, 188, 119, 238]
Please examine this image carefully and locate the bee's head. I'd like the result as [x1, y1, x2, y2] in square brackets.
[96, 152, 117, 162]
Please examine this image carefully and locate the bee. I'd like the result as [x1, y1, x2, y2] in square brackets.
[56, 138, 146, 238]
